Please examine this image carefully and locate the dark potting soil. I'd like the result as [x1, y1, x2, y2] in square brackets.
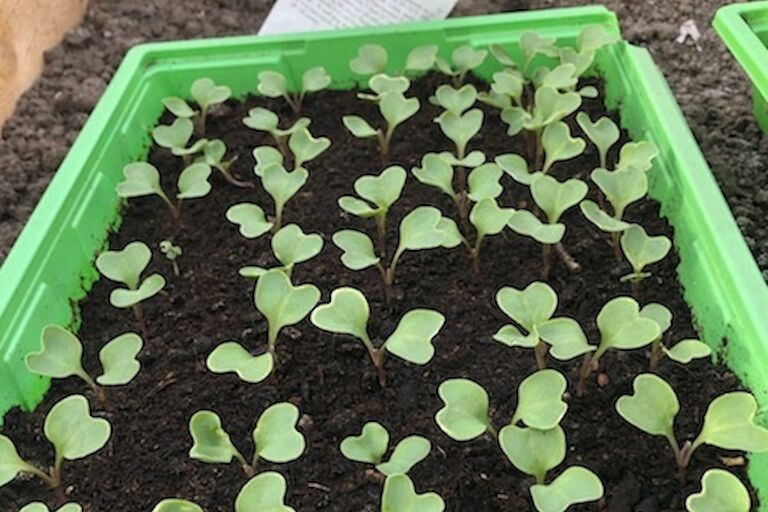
[0, 73, 750, 512]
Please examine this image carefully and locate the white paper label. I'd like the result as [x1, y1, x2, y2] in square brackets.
[259, 0, 458, 35]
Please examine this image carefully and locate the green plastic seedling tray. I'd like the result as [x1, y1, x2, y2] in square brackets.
[715, 1, 768, 133]
[2, 4, 768, 504]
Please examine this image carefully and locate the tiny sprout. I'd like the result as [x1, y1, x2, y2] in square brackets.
[480, 70, 524, 109]
[349, 44, 438, 77]
[338, 166, 407, 253]
[576, 112, 620, 169]
[577, 296, 660, 395]
[26, 325, 142, 403]
[311, 287, 445, 386]
[116, 161, 213, 220]
[207, 341, 274, 385]
[188, 403, 305, 477]
[152, 118, 208, 166]
[381, 473, 445, 512]
[619, 224, 672, 291]
[95, 241, 166, 337]
[359, 74, 411, 101]
[343, 90, 420, 162]
[152, 472, 296, 512]
[498, 425, 565, 484]
[198, 139, 251, 188]
[0, 395, 110, 499]
[255, 269, 320, 360]
[616, 140, 659, 172]
[243, 107, 310, 157]
[435, 107, 484, 168]
[239, 223, 324, 279]
[332, 206, 461, 302]
[686, 469, 750, 512]
[540, 121, 586, 174]
[262, 164, 308, 231]
[616, 374, 768, 471]
[159, 239, 182, 276]
[162, 77, 231, 136]
[20, 503, 82, 512]
[494, 282, 593, 369]
[530, 466, 605, 512]
[340, 421, 431, 476]
[227, 203, 274, 239]
[641, 303, 712, 371]
[429, 84, 477, 116]
[257, 67, 331, 114]
[467, 197, 514, 271]
[435, 45, 488, 87]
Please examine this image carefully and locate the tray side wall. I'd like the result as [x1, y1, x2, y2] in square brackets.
[1, 5, 767, 505]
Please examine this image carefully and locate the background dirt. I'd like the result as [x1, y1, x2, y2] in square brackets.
[0, 0, 766, 273]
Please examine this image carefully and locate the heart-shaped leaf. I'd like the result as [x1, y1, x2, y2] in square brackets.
[521, 32, 559, 71]
[332, 230, 380, 270]
[226, 203, 274, 239]
[512, 369, 568, 430]
[496, 153, 540, 185]
[380, 92, 420, 130]
[255, 270, 320, 345]
[685, 469, 750, 512]
[435, 379, 490, 441]
[253, 402, 305, 463]
[498, 425, 565, 483]
[288, 127, 331, 168]
[595, 297, 661, 358]
[163, 97, 196, 118]
[262, 164, 309, 213]
[529, 87, 581, 129]
[206, 341, 274, 384]
[110, 274, 166, 308]
[467, 163, 503, 202]
[153, 118, 194, 150]
[397, 206, 452, 253]
[343, 115, 379, 138]
[96, 241, 151, 288]
[45, 395, 111, 461]
[337, 196, 378, 218]
[539, 63, 578, 90]
[381, 474, 445, 512]
[340, 421, 389, 464]
[496, 282, 557, 333]
[151, 499, 203, 512]
[616, 373, 679, 438]
[302, 66, 331, 93]
[694, 392, 768, 453]
[432, 84, 477, 115]
[541, 121, 586, 173]
[579, 200, 631, 232]
[664, 339, 712, 364]
[500, 106, 529, 136]
[311, 287, 371, 343]
[559, 47, 594, 78]
[576, 112, 619, 169]
[530, 466, 605, 512]
[177, 163, 212, 199]
[507, 210, 565, 245]
[253, 146, 285, 177]
[377, 436, 431, 476]
[440, 150, 486, 168]
[616, 141, 659, 172]
[591, 167, 648, 218]
[202, 139, 228, 167]
[0, 435, 37, 486]
[531, 174, 588, 223]
[412, 153, 456, 198]
[116, 162, 166, 199]
[243, 107, 280, 132]
[490, 71, 524, 105]
[489, 44, 517, 67]
[191, 77, 231, 108]
[538, 318, 595, 360]
[470, 198, 514, 240]
[639, 303, 672, 337]
[384, 309, 445, 365]
[188, 411, 239, 463]
[369, 74, 410, 96]
[20, 504, 83, 512]
[26, 325, 87, 380]
[493, 324, 538, 348]
[236, 472, 296, 512]
[257, 71, 288, 98]
[451, 45, 487, 74]
[405, 45, 438, 71]
[354, 166, 407, 212]
[96, 332, 143, 385]
[350, 44, 388, 75]
[620, 224, 672, 276]
[578, 24, 620, 52]
[272, 224, 324, 269]
[435, 109, 483, 158]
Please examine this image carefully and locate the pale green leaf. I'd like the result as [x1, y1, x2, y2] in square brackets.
[0, 435, 37, 486]
[490, 71, 523, 104]
[467, 163, 503, 202]
[578, 24, 620, 52]
[355, 166, 406, 211]
[350, 44, 388, 75]
[163, 97, 196, 118]
[496, 281, 556, 332]
[620, 224, 672, 275]
[579, 200, 631, 232]
[332, 230, 380, 270]
[531, 174, 588, 223]
[538, 318, 595, 360]
[381, 474, 445, 512]
[338, 196, 378, 218]
[153, 118, 194, 150]
[253, 146, 284, 177]
[20, 503, 83, 512]
[412, 153, 456, 198]
[405, 45, 438, 71]
[639, 303, 672, 337]
[664, 340, 712, 364]
[255, 270, 320, 343]
[96, 332, 143, 385]
[343, 115, 379, 138]
[191, 77, 231, 108]
[530, 466, 605, 512]
[616, 141, 659, 172]
[302, 66, 331, 93]
[595, 297, 661, 357]
[432, 84, 477, 115]
[206, 341, 274, 384]
[109, 274, 166, 308]
[616, 373, 679, 438]
[188, 410, 238, 463]
[310, 287, 370, 342]
[591, 167, 648, 218]
[340, 422, 389, 464]
[272, 224, 324, 268]
[384, 309, 445, 365]
[151, 499, 203, 512]
[226, 203, 274, 239]
[116, 162, 165, 199]
[576, 112, 619, 168]
[26, 325, 86, 380]
[685, 469, 750, 512]
[262, 164, 309, 211]
[258, 71, 288, 98]
[507, 210, 565, 245]
[513, 369, 568, 430]
[380, 92, 420, 130]
[496, 153, 540, 185]
[236, 472, 296, 512]
[493, 324, 538, 348]
[376, 436, 431, 476]
[470, 198, 514, 239]
[435, 379, 489, 441]
[243, 107, 279, 132]
[541, 121, 586, 173]
[253, 402, 305, 463]
[500, 106, 528, 136]
[498, 425, 565, 483]
[44, 395, 111, 461]
[435, 109, 482, 157]
[177, 163, 212, 199]
[695, 392, 768, 453]
[288, 127, 331, 168]
[539, 64, 578, 90]
[369, 74, 410, 96]
[96, 241, 151, 289]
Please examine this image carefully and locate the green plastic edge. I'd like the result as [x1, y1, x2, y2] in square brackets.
[1, 5, 767, 505]
[714, 1, 768, 132]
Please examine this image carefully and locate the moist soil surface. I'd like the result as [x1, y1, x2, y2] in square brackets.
[0, 73, 750, 512]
